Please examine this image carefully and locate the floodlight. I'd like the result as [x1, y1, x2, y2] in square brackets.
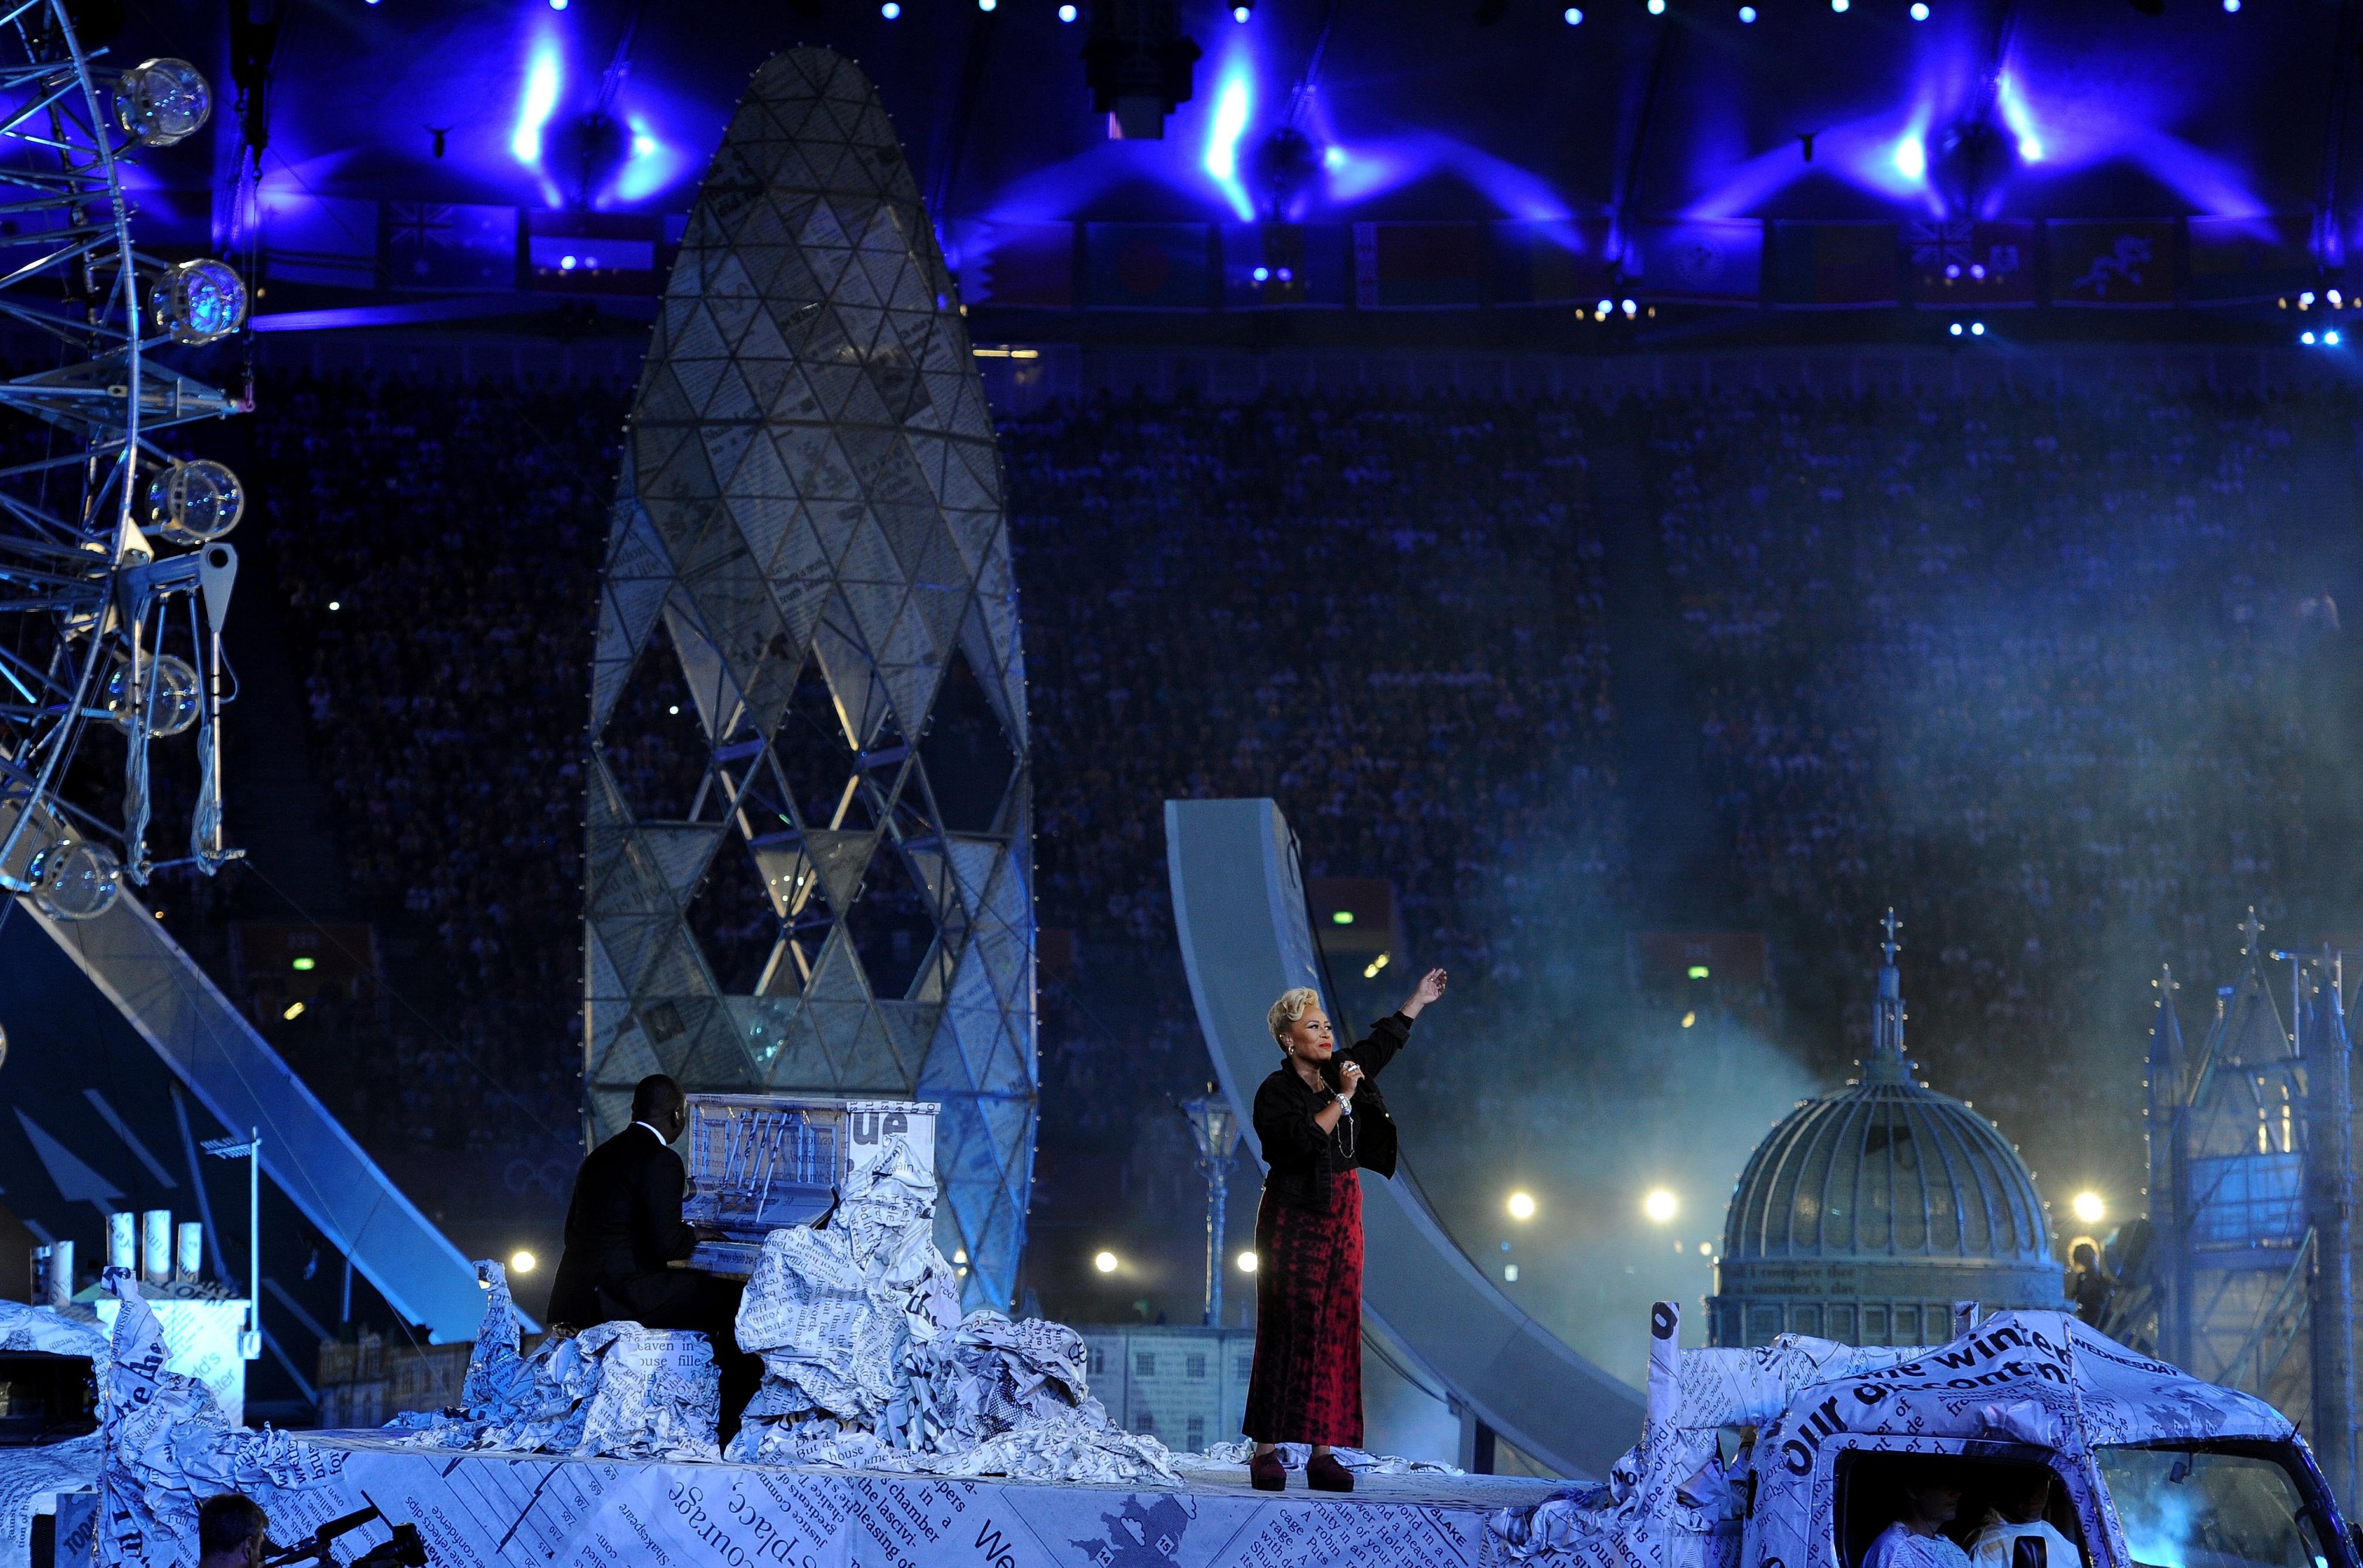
[114, 59, 211, 147]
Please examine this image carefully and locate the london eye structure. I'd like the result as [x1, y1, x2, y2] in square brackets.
[0, 4, 250, 922]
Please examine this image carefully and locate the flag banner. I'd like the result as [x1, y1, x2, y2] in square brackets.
[2187, 214, 2317, 303]
[1769, 221, 1898, 308]
[1907, 220, 2036, 307]
[2047, 219, 2179, 306]
[955, 220, 1076, 308]
[383, 202, 517, 292]
[260, 195, 379, 290]
[1628, 219, 1763, 301]
[1353, 222, 1487, 309]
[1490, 219, 1612, 305]
[1083, 223, 1212, 308]
[523, 210, 662, 294]
[1220, 222, 1347, 307]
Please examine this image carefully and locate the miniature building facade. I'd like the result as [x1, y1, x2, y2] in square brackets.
[1710, 913, 2060, 1347]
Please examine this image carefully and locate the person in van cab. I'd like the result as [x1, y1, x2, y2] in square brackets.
[1865, 1474, 1971, 1568]
[1969, 1470, 2083, 1568]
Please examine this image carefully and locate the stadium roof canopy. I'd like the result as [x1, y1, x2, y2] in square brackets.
[130, 0, 2355, 238]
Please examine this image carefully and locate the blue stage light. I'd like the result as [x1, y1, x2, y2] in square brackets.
[2224, 0, 2240, 9]
[1060, 2, 1077, 15]
[1910, 1, 1929, 15]
[1323, 145, 1346, 169]
[1204, 72, 1254, 219]
[1646, 0, 1664, 13]
[1949, 322, 1963, 336]
[1252, 265, 1269, 282]
[1564, 4, 1584, 18]
[511, 43, 561, 165]
[1277, 267, 1293, 281]
[2303, 331, 2318, 345]
[549, 0, 566, 10]
[1737, 5, 1756, 21]
[883, 1, 901, 14]
[1233, 3, 1251, 19]
[1970, 322, 1985, 336]
[1830, 0, 1847, 12]
[978, 0, 996, 10]
[1893, 135, 1925, 180]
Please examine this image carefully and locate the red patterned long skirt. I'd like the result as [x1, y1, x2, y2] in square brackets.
[1242, 1168, 1363, 1446]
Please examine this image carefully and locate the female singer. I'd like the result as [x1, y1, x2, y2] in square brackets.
[1242, 967, 1448, 1492]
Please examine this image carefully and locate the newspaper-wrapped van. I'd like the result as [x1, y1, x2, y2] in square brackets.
[1494, 1304, 2357, 1568]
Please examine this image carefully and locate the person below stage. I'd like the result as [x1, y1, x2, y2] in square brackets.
[546, 1073, 757, 1436]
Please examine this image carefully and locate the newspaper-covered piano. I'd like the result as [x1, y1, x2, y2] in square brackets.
[679, 1093, 938, 1276]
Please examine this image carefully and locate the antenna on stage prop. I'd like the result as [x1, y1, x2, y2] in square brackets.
[204, 1127, 263, 1361]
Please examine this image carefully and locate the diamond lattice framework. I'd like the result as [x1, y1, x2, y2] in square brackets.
[584, 46, 1034, 1311]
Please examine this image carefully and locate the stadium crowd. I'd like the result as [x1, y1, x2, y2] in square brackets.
[1650, 387, 2350, 1172]
[206, 368, 2357, 1225]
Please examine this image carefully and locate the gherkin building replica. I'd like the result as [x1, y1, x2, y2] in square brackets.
[584, 47, 1034, 1310]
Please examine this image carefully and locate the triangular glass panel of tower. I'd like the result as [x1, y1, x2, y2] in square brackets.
[584, 46, 1033, 1311]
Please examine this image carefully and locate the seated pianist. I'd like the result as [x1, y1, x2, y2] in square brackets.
[547, 1073, 757, 1435]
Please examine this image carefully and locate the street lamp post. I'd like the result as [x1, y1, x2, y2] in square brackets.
[1182, 1094, 1242, 1327]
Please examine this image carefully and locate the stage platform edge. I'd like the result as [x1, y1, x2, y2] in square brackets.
[226, 1433, 1561, 1568]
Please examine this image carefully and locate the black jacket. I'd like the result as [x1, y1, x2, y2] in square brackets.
[1254, 1012, 1412, 1211]
[546, 1123, 700, 1326]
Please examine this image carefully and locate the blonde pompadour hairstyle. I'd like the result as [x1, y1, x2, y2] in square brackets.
[1267, 986, 1323, 1048]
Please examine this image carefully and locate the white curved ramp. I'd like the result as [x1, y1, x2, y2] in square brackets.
[1165, 797, 1642, 1481]
[18, 892, 499, 1341]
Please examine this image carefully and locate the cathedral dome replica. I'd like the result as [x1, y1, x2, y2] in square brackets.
[1709, 912, 2059, 1348]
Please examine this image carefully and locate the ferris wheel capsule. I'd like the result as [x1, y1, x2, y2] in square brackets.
[102, 652, 200, 737]
[29, 838, 121, 921]
[147, 459, 244, 544]
[114, 59, 211, 148]
[151, 258, 247, 345]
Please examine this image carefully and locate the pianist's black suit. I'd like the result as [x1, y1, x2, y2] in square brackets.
[546, 1120, 759, 1438]
[546, 1122, 706, 1329]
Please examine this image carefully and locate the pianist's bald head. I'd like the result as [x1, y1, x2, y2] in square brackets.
[632, 1074, 685, 1127]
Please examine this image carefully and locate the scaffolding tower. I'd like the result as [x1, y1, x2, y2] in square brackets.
[2146, 910, 2355, 1505]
